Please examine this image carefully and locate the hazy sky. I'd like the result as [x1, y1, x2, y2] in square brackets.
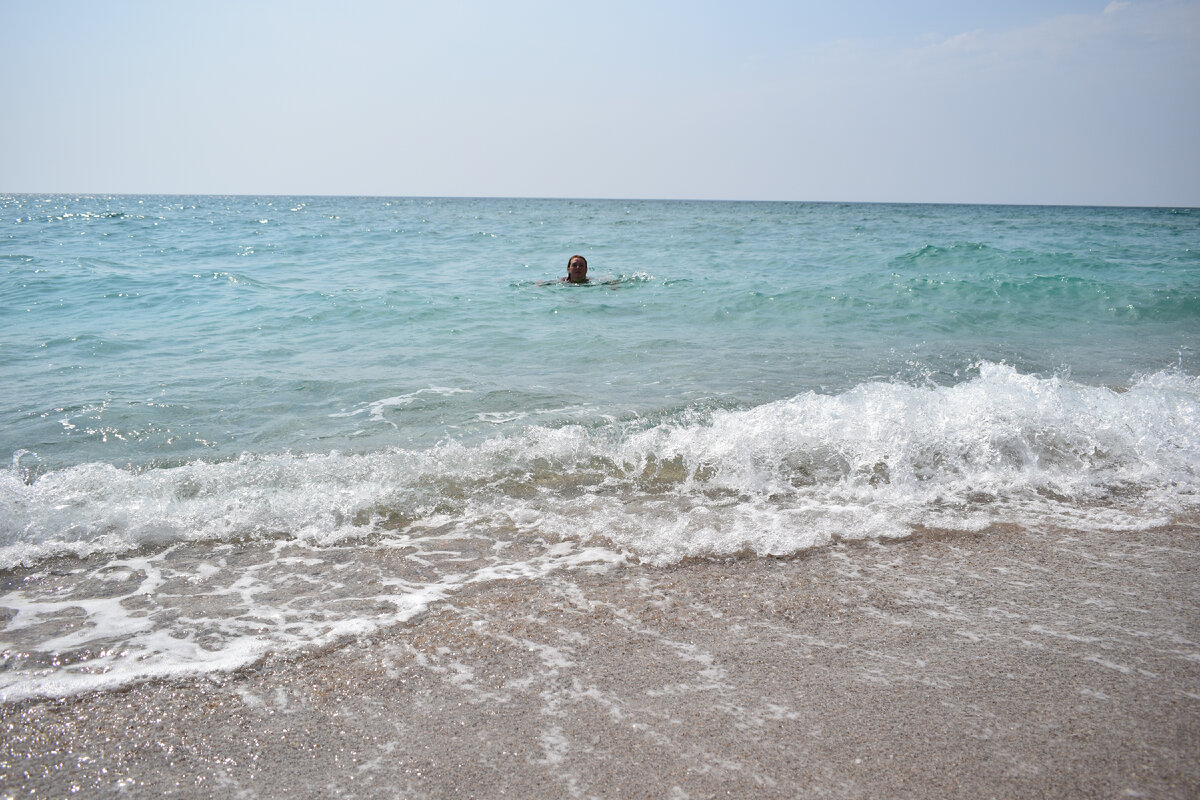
[2, 0, 1197, 205]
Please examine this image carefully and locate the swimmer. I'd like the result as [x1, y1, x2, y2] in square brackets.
[535, 254, 618, 287]
[563, 254, 588, 284]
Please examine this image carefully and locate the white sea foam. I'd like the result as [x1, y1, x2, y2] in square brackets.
[1, 365, 1197, 699]
[329, 386, 474, 427]
[2, 364, 1197, 568]
[0, 524, 623, 702]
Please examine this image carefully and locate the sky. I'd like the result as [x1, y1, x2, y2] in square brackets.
[1, 0, 1198, 205]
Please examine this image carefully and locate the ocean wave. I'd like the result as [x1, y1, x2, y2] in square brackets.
[2, 363, 1198, 700]
[2, 364, 1197, 569]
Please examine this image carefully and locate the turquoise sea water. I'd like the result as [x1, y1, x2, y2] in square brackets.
[2, 195, 1199, 698]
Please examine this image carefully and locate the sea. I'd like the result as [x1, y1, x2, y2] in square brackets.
[1, 195, 1197, 701]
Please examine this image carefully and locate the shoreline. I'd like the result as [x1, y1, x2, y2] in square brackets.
[3, 522, 1198, 799]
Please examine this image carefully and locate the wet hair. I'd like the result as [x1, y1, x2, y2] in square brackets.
[568, 255, 587, 269]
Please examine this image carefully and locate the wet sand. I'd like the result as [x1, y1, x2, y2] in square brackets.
[3, 522, 1199, 799]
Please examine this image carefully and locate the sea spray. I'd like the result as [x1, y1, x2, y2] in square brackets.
[4, 365, 1197, 570]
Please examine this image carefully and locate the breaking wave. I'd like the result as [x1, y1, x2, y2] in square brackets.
[4, 363, 1197, 569]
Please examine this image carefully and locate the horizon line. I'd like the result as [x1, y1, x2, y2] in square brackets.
[2, 191, 1197, 211]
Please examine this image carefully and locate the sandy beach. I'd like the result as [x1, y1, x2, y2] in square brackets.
[3, 521, 1198, 799]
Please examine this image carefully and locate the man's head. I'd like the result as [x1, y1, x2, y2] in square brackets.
[566, 254, 588, 283]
